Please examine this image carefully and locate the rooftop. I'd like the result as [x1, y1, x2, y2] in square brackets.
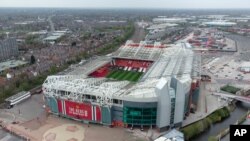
[113, 40, 165, 61]
[241, 61, 250, 68]
[203, 21, 237, 26]
[5, 91, 30, 102]
[153, 17, 187, 23]
[43, 35, 62, 41]
[154, 129, 184, 141]
[0, 60, 27, 72]
[147, 23, 178, 30]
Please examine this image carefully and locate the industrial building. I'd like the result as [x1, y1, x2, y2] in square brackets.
[153, 17, 187, 23]
[0, 60, 27, 73]
[43, 30, 69, 44]
[43, 40, 201, 131]
[203, 21, 237, 27]
[239, 62, 250, 73]
[0, 38, 18, 61]
[146, 27, 184, 41]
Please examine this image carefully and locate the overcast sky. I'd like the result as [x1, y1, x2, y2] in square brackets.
[0, 0, 250, 9]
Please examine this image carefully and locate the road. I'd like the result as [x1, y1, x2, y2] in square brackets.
[129, 24, 146, 42]
[48, 15, 55, 32]
[196, 81, 206, 114]
[213, 92, 250, 104]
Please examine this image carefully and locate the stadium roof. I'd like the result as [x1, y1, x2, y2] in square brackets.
[67, 56, 112, 76]
[141, 45, 194, 81]
[113, 40, 165, 61]
[43, 42, 200, 104]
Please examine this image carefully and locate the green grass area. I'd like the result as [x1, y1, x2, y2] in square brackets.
[128, 72, 143, 82]
[106, 70, 143, 82]
[123, 72, 134, 80]
[116, 71, 129, 80]
[106, 70, 119, 78]
[220, 85, 241, 94]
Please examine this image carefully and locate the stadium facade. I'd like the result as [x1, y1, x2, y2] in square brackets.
[0, 38, 18, 61]
[43, 40, 201, 131]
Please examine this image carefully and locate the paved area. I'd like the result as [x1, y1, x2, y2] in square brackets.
[0, 92, 157, 141]
[0, 128, 24, 141]
[7, 94, 45, 122]
[42, 124, 85, 141]
[201, 34, 250, 88]
[222, 38, 237, 51]
[183, 33, 250, 127]
[0, 94, 45, 141]
[204, 56, 250, 82]
[227, 34, 250, 61]
[0, 110, 15, 123]
[4, 115, 151, 141]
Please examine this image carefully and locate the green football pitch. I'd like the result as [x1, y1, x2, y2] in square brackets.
[106, 70, 143, 82]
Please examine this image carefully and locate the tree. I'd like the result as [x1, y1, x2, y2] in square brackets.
[19, 82, 29, 91]
[49, 66, 58, 74]
[208, 136, 217, 141]
[30, 55, 36, 64]
[15, 80, 20, 88]
[0, 33, 5, 40]
[25, 34, 38, 45]
[71, 42, 77, 47]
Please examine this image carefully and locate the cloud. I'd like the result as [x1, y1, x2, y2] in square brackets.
[0, 0, 250, 8]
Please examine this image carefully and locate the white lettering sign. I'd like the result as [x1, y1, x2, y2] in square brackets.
[234, 129, 247, 136]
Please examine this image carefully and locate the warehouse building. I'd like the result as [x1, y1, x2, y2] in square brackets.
[153, 17, 187, 23]
[43, 41, 201, 131]
[239, 62, 250, 73]
[203, 21, 237, 27]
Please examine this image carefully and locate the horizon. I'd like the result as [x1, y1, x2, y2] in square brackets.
[0, 7, 250, 10]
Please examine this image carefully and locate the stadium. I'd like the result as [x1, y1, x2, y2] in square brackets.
[42, 40, 201, 131]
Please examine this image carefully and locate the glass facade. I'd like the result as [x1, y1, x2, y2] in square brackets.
[123, 107, 157, 125]
[170, 97, 175, 124]
[185, 93, 190, 114]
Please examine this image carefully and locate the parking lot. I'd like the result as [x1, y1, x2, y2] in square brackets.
[204, 56, 250, 81]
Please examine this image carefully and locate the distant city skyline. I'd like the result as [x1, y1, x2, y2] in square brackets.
[0, 0, 250, 9]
